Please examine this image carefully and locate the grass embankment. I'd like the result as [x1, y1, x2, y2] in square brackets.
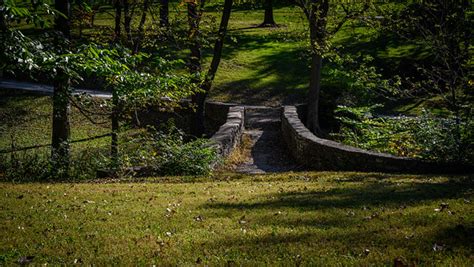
[1, 172, 473, 265]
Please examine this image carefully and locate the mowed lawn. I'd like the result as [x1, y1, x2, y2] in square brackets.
[1, 172, 473, 265]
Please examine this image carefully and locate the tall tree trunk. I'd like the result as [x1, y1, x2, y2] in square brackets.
[114, 0, 122, 42]
[305, 0, 328, 135]
[123, 0, 132, 44]
[111, 88, 120, 167]
[55, 0, 71, 38]
[0, 0, 6, 78]
[0, 0, 7, 33]
[260, 0, 276, 27]
[52, 0, 72, 177]
[134, 0, 150, 53]
[187, 2, 201, 74]
[187, 2, 203, 135]
[192, 0, 233, 136]
[160, 0, 169, 28]
[51, 70, 71, 176]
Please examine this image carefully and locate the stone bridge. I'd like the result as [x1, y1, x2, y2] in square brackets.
[1, 79, 472, 174]
[209, 102, 473, 174]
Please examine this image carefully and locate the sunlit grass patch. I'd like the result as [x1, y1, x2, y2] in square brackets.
[0, 172, 472, 265]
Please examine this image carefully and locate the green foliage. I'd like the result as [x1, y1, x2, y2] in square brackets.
[0, 148, 109, 182]
[325, 51, 402, 106]
[124, 123, 218, 176]
[333, 105, 473, 163]
[1, 0, 58, 28]
[77, 44, 197, 110]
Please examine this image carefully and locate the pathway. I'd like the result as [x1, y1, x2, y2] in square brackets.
[0, 79, 112, 98]
[235, 107, 299, 174]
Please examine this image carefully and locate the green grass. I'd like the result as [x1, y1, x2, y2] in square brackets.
[0, 90, 111, 153]
[0, 172, 473, 265]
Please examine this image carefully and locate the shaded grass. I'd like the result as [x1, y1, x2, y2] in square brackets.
[0, 172, 472, 265]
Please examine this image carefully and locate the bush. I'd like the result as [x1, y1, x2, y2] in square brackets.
[0, 147, 109, 182]
[332, 106, 473, 163]
[123, 123, 218, 176]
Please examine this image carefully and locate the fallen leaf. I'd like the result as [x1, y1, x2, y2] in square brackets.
[18, 256, 34, 265]
[433, 243, 445, 251]
[394, 258, 408, 267]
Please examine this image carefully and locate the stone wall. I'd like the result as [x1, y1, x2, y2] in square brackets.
[209, 106, 245, 158]
[281, 106, 473, 174]
[205, 101, 238, 135]
[134, 101, 238, 136]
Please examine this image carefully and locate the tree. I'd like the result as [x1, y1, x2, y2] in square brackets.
[374, 0, 472, 159]
[294, 0, 368, 135]
[259, 0, 277, 27]
[77, 45, 197, 168]
[134, 0, 151, 53]
[160, 0, 169, 27]
[123, 0, 132, 43]
[187, 0, 233, 136]
[114, 0, 122, 41]
[51, 0, 72, 176]
[292, 0, 329, 134]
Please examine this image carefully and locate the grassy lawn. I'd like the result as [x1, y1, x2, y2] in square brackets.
[0, 172, 473, 265]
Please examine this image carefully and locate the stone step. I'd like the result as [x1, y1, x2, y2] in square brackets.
[235, 129, 299, 174]
[244, 107, 281, 130]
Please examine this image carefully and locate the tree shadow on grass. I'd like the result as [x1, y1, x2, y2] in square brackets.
[200, 175, 473, 261]
[207, 176, 472, 211]
[210, 36, 309, 105]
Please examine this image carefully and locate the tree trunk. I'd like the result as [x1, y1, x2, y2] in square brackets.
[123, 0, 132, 44]
[51, 70, 71, 176]
[187, 2, 203, 135]
[306, 51, 322, 135]
[187, 2, 201, 74]
[160, 0, 169, 28]
[55, 0, 71, 38]
[305, 0, 328, 135]
[134, 0, 150, 53]
[52, 0, 72, 177]
[0, 0, 7, 32]
[192, 0, 233, 136]
[111, 88, 120, 167]
[260, 0, 276, 27]
[114, 0, 122, 42]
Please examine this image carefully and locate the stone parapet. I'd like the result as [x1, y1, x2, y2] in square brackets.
[281, 106, 473, 174]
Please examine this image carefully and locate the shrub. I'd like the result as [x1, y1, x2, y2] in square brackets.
[0, 148, 109, 182]
[332, 106, 473, 163]
[123, 123, 218, 176]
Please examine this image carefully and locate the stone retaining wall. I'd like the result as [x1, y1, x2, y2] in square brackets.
[209, 106, 245, 158]
[281, 106, 473, 174]
[205, 101, 238, 134]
